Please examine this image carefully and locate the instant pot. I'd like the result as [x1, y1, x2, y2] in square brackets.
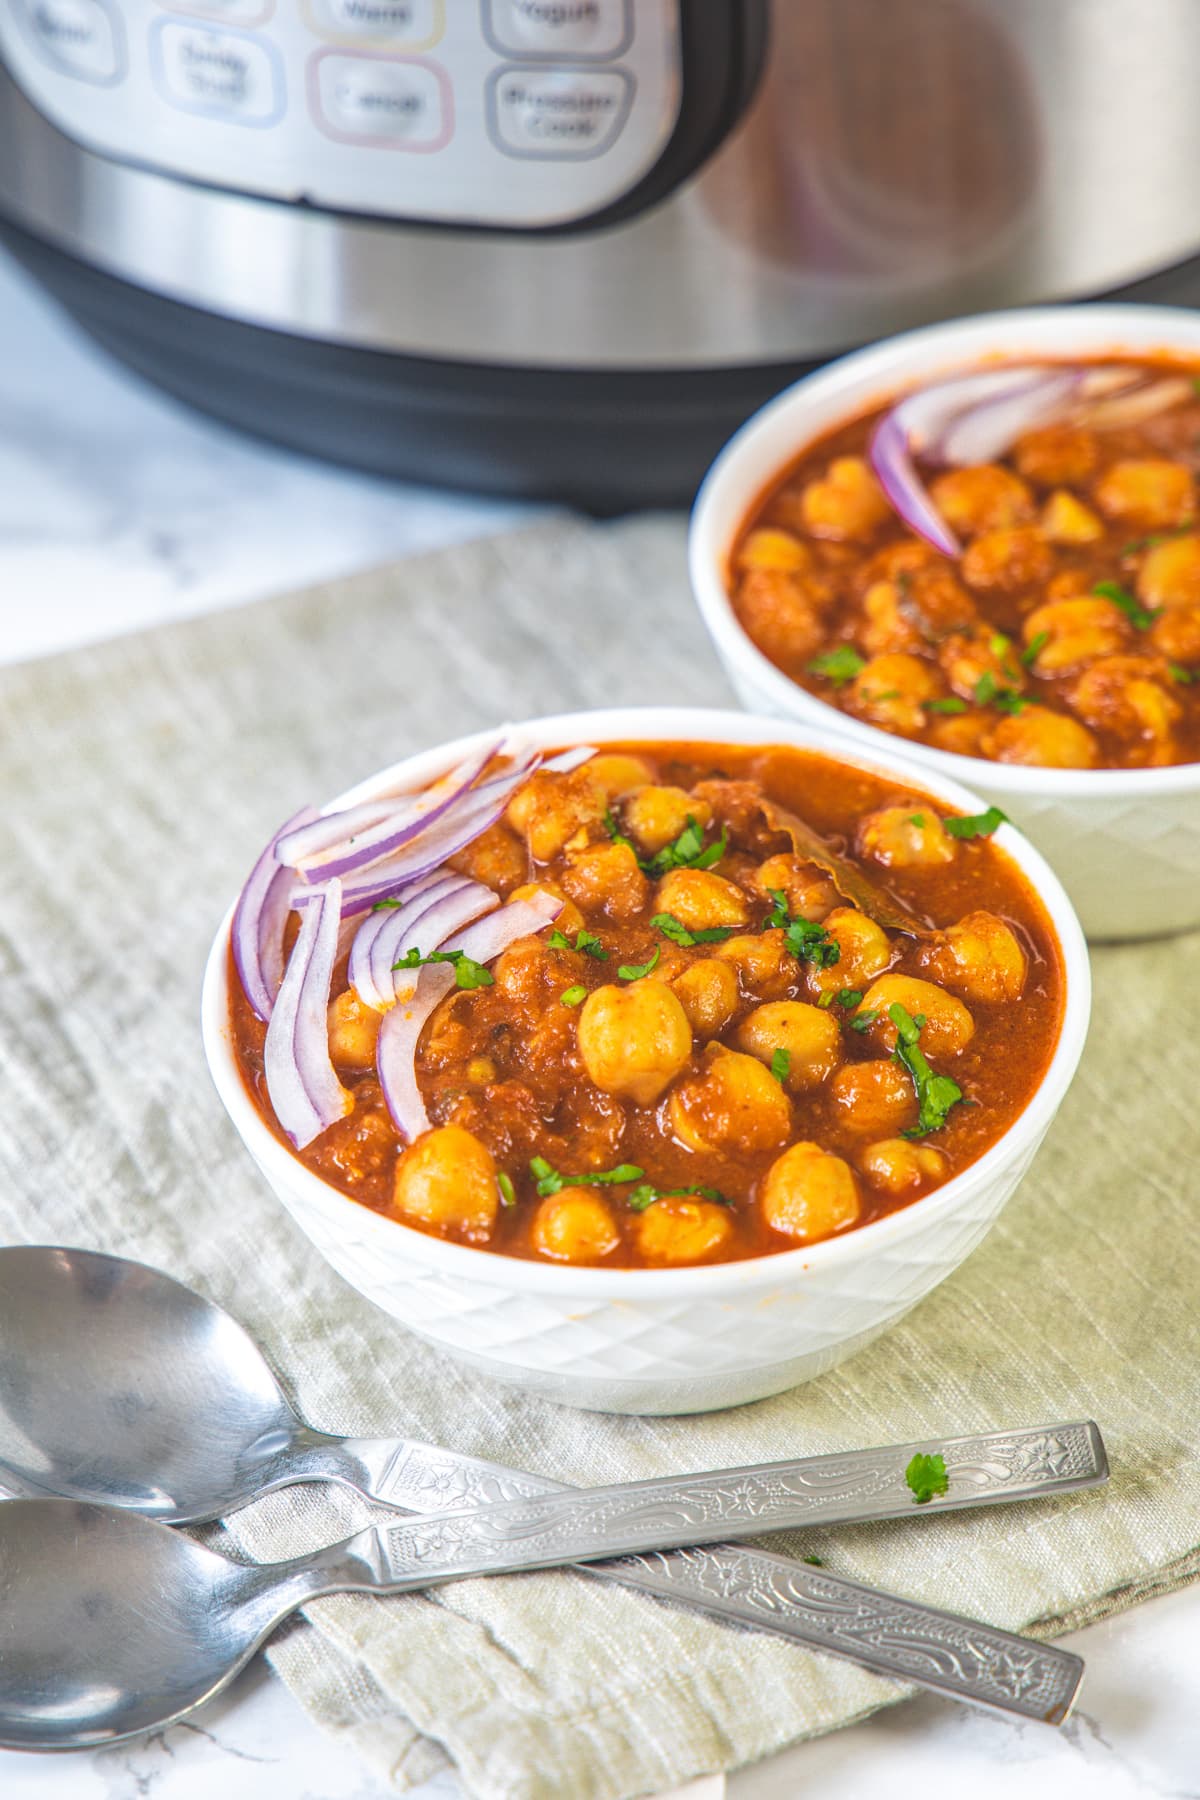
[2, 0, 1200, 507]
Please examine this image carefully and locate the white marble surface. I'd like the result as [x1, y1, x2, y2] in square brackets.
[0, 246, 1194, 1799]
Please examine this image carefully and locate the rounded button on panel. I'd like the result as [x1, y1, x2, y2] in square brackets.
[483, 0, 631, 60]
[311, 52, 451, 148]
[307, 0, 442, 47]
[150, 18, 283, 122]
[487, 64, 633, 158]
[18, 0, 123, 83]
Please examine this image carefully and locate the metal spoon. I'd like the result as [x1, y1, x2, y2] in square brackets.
[0, 1493, 1088, 1751]
[0, 1249, 1102, 1733]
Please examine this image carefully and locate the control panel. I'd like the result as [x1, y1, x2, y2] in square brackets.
[0, 0, 682, 226]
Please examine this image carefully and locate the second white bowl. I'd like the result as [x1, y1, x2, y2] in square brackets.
[690, 304, 1200, 941]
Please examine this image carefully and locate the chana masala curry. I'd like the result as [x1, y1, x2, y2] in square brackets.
[231, 740, 1064, 1270]
[729, 357, 1200, 769]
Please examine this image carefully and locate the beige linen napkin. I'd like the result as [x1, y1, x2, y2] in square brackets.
[0, 515, 1197, 1800]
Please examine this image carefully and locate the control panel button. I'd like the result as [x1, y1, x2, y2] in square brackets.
[307, 0, 440, 44]
[20, 0, 121, 82]
[487, 65, 632, 158]
[312, 52, 450, 147]
[151, 19, 282, 121]
[483, 0, 630, 60]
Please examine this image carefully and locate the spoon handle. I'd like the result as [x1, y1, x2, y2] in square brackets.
[270, 1424, 1101, 1722]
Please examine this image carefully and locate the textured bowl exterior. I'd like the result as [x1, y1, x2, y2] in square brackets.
[691, 304, 1200, 943]
[203, 707, 1090, 1415]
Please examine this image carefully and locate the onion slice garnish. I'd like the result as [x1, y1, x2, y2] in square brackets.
[263, 878, 351, 1149]
[273, 800, 403, 871]
[347, 873, 468, 1012]
[286, 737, 506, 882]
[377, 890, 563, 1142]
[232, 805, 317, 1024]
[542, 745, 598, 774]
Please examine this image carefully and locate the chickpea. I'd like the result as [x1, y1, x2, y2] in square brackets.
[847, 653, 941, 736]
[735, 527, 813, 573]
[929, 464, 1034, 534]
[735, 1000, 841, 1090]
[584, 753, 655, 800]
[328, 988, 382, 1069]
[760, 1142, 861, 1242]
[960, 526, 1054, 594]
[987, 706, 1100, 769]
[750, 853, 838, 921]
[736, 567, 826, 667]
[937, 624, 1025, 701]
[655, 867, 749, 931]
[446, 821, 527, 895]
[1020, 597, 1130, 676]
[1094, 459, 1196, 531]
[856, 804, 956, 869]
[1070, 655, 1182, 745]
[1040, 490, 1104, 544]
[799, 455, 890, 542]
[807, 906, 892, 999]
[668, 1045, 791, 1155]
[393, 1126, 499, 1241]
[1014, 423, 1099, 488]
[919, 910, 1027, 1004]
[506, 768, 603, 863]
[624, 786, 713, 856]
[670, 958, 739, 1038]
[635, 1198, 734, 1265]
[577, 981, 692, 1105]
[531, 1189, 620, 1264]
[829, 1059, 918, 1136]
[926, 712, 991, 758]
[509, 881, 585, 938]
[859, 1138, 947, 1195]
[858, 974, 975, 1057]
[561, 841, 649, 922]
[1137, 533, 1200, 610]
[1150, 605, 1200, 665]
[858, 580, 924, 656]
[714, 931, 796, 1002]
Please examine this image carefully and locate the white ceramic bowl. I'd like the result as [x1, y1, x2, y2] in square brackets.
[690, 305, 1200, 942]
[203, 707, 1090, 1415]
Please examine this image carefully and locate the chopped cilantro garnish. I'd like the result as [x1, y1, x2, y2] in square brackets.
[908, 814, 926, 829]
[651, 911, 738, 948]
[530, 1156, 645, 1198]
[762, 889, 840, 969]
[548, 927, 608, 960]
[602, 806, 636, 854]
[560, 984, 587, 1007]
[627, 1180, 730, 1214]
[643, 817, 729, 879]
[1121, 520, 1196, 555]
[1021, 630, 1049, 667]
[807, 646, 866, 686]
[497, 1172, 517, 1208]
[1093, 579, 1161, 630]
[392, 947, 494, 989]
[925, 696, 968, 715]
[769, 1048, 791, 1085]
[889, 1003, 964, 1138]
[866, 687, 901, 702]
[974, 670, 1028, 715]
[802, 1554, 826, 1567]
[849, 1009, 879, 1033]
[988, 632, 1012, 658]
[836, 989, 863, 1009]
[817, 990, 834, 1009]
[1169, 662, 1195, 684]
[973, 670, 998, 705]
[943, 806, 1008, 840]
[905, 1450, 950, 1506]
[371, 897, 404, 911]
[618, 946, 661, 981]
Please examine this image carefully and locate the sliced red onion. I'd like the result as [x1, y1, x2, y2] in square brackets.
[274, 800, 401, 870]
[290, 737, 506, 882]
[385, 882, 499, 1005]
[346, 871, 467, 1011]
[870, 366, 1086, 557]
[263, 878, 350, 1149]
[378, 890, 563, 1143]
[232, 805, 317, 1024]
[376, 965, 458, 1141]
[542, 745, 598, 774]
[1075, 375, 1193, 431]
